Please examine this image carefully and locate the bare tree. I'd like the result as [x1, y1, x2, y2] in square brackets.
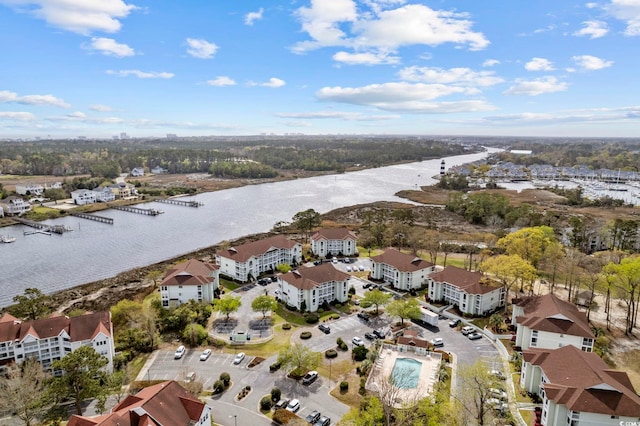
[375, 366, 425, 426]
[453, 360, 499, 426]
[0, 359, 50, 426]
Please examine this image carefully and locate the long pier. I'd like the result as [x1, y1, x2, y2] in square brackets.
[12, 217, 71, 234]
[69, 211, 114, 224]
[156, 198, 203, 208]
[108, 204, 164, 216]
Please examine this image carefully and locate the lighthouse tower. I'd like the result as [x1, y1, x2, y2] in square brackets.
[440, 159, 446, 176]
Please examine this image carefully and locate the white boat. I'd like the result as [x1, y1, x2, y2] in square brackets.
[1, 235, 16, 243]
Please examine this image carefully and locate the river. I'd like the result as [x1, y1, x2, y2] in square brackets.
[0, 148, 498, 308]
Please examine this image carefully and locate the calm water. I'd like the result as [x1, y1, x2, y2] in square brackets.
[0, 149, 497, 308]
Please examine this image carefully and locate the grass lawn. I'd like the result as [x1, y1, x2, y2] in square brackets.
[274, 305, 309, 326]
[220, 278, 241, 291]
[329, 369, 363, 408]
[128, 353, 151, 381]
[223, 325, 296, 359]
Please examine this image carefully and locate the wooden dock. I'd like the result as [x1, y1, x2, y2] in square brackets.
[156, 198, 203, 208]
[69, 211, 114, 224]
[13, 217, 71, 234]
[108, 204, 164, 216]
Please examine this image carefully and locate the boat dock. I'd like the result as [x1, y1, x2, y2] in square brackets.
[69, 211, 114, 224]
[13, 217, 71, 234]
[156, 198, 203, 208]
[108, 204, 164, 216]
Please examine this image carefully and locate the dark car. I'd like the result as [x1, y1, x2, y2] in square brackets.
[258, 278, 270, 286]
[305, 410, 321, 423]
[449, 319, 460, 328]
[373, 329, 386, 339]
[357, 312, 370, 322]
[364, 332, 376, 340]
[315, 415, 331, 426]
[318, 323, 331, 334]
[363, 282, 372, 289]
[302, 370, 319, 385]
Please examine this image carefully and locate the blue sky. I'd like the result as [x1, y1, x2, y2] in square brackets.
[1, 0, 639, 139]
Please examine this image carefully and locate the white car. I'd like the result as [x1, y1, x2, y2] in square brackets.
[430, 337, 444, 347]
[200, 349, 212, 361]
[233, 352, 246, 364]
[286, 398, 301, 412]
[352, 336, 364, 347]
[174, 345, 185, 359]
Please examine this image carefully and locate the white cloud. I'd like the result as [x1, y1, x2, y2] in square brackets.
[480, 106, 640, 125]
[503, 76, 568, 96]
[106, 70, 174, 79]
[0, 0, 138, 35]
[261, 78, 286, 88]
[186, 38, 218, 59]
[572, 54, 613, 70]
[244, 8, 264, 25]
[398, 66, 504, 87]
[482, 59, 500, 67]
[67, 111, 86, 118]
[90, 104, 113, 112]
[85, 37, 135, 57]
[0, 90, 70, 107]
[206, 76, 237, 87]
[332, 51, 400, 65]
[574, 20, 609, 38]
[0, 111, 36, 121]
[525, 57, 555, 71]
[292, 1, 488, 55]
[275, 111, 398, 121]
[606, 0, 640, 36]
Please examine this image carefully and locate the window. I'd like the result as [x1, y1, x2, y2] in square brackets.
[531, 330, 538, 347]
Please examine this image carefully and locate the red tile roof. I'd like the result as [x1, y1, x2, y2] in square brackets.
[371, 248, 434, 272]
[429, 265, 500, 295]
[68, 381, 207, 426]
[514, 294, 594, 338]
[0, 311, 112, 343]
[281, 263, 350, 290]
[311, 228, 357, 241]
[161, 258, 218, 287]
[218, 235, 299, 262]
[523, 345, 640, 416]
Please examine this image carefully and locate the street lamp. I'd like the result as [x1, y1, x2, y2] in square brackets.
[329, 357, 332, 380]
[229, 415, 237, 426]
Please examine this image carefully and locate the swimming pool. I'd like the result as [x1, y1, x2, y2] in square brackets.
[391, 357, 422, 389]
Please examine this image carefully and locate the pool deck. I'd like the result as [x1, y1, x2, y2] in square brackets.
[365, 345, 442, 406]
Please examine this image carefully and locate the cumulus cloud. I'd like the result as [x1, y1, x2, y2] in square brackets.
[67, 111, 86, 118]
[292, 1, 488, 55]
[85, 37, 135, 57]
[574, 20, 609, 38]
[572, 54, 613, 70]
[332, 51, 400, 65]
[106, 70, 174, 79]
[398, 66, 504, 87]
[525, 57, 555, 71]
[258, 78, 286, 88]
[90, 104, 113, 112]
[244, 8, 264, 25]
[0, 90, 70, 107]
[0, 0, 138, 35]
[480, 105, 640, 126]
[206, 76, 237, 86]
[482, 59, 500, 67]
[606, 0, 640, 36]
[503, 76, 568, 96]
[186, 38, 218, 59]
[0, 111, 36, 121]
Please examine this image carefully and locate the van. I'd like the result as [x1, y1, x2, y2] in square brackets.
[185, 371, 196, 383]
[461, 326, 475, 335]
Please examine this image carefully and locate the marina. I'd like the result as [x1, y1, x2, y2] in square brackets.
[156, 198, 203, 208]
[69, 211, 115, 224]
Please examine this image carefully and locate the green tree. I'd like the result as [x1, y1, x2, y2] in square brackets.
[110, 299, 143, 329]
[603, 256, 640, 335]
[454, 360, 498, 426]
[292, 209, 321, 243]
[360, 289, 393, 315]
[276, 343, 321, 375]
[251, 295, 278, 319]
[496, 226, 558, 268]
[480, 254, 537, 310]
[48, 346, 109, 415]
[385, 298, 421, 326]
[182, 323, 208, 346]
[341, 396, 385, 426]
[213, 295, 242, 321]
[0, 359, 50, 426]
[488, 313, 504, 332]
[10, 288, 50, 320]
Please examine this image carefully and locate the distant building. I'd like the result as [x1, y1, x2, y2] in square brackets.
[0, 196, 31, 216]
[71, 189, 97, 205]
[160, 259, 219, 308]
[130, 167, 145, 177]
[151, 165, 168, 174]
[310, 228, 358, 257]
[370, 248, 435, 291]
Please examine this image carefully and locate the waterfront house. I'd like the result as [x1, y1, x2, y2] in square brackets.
[68, 380, 211, 426]
[520, 345, 640, 426]
[512, 293, 595, 352]
[0, 311, 115, 373]
[92, 186, 116, 202]
[108, 182, 137, 199]
[15, 183, 44, 196]
[278, 263, 350, 312]
[216, 235, 302, 283]
[0, 196, 31, 216]
[427, 266, 505, 316]
[310, 227, 358, 257]
[160, 259, 219, 308]
[370, 248, 435, 291]
[71, 189, 97, 205]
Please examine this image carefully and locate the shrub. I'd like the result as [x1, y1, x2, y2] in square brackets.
[273, 408, 297, 425]
[260, 396, 273, 411]
[245, 385, 252, 391]
[300, 331, 312, 339]
[282, 323, 292, 330]
[212, 379, 225, 394]
[220, 372, 230, 386]
[271, 387, 281, 402]
[336, 337, 348, 351]
[317, 308, 324, 314]
[325, 349, 338, 359]
[340, 381, 349, 391]
[331, 313, 340, 320]
[348, 286, 356, 295]
[353, 346, 369, 361]
[269, 362, 282, 372]
[305, 313, 319, 324]
[359, 377, 367, 395]
[335, 303, 342, 308]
